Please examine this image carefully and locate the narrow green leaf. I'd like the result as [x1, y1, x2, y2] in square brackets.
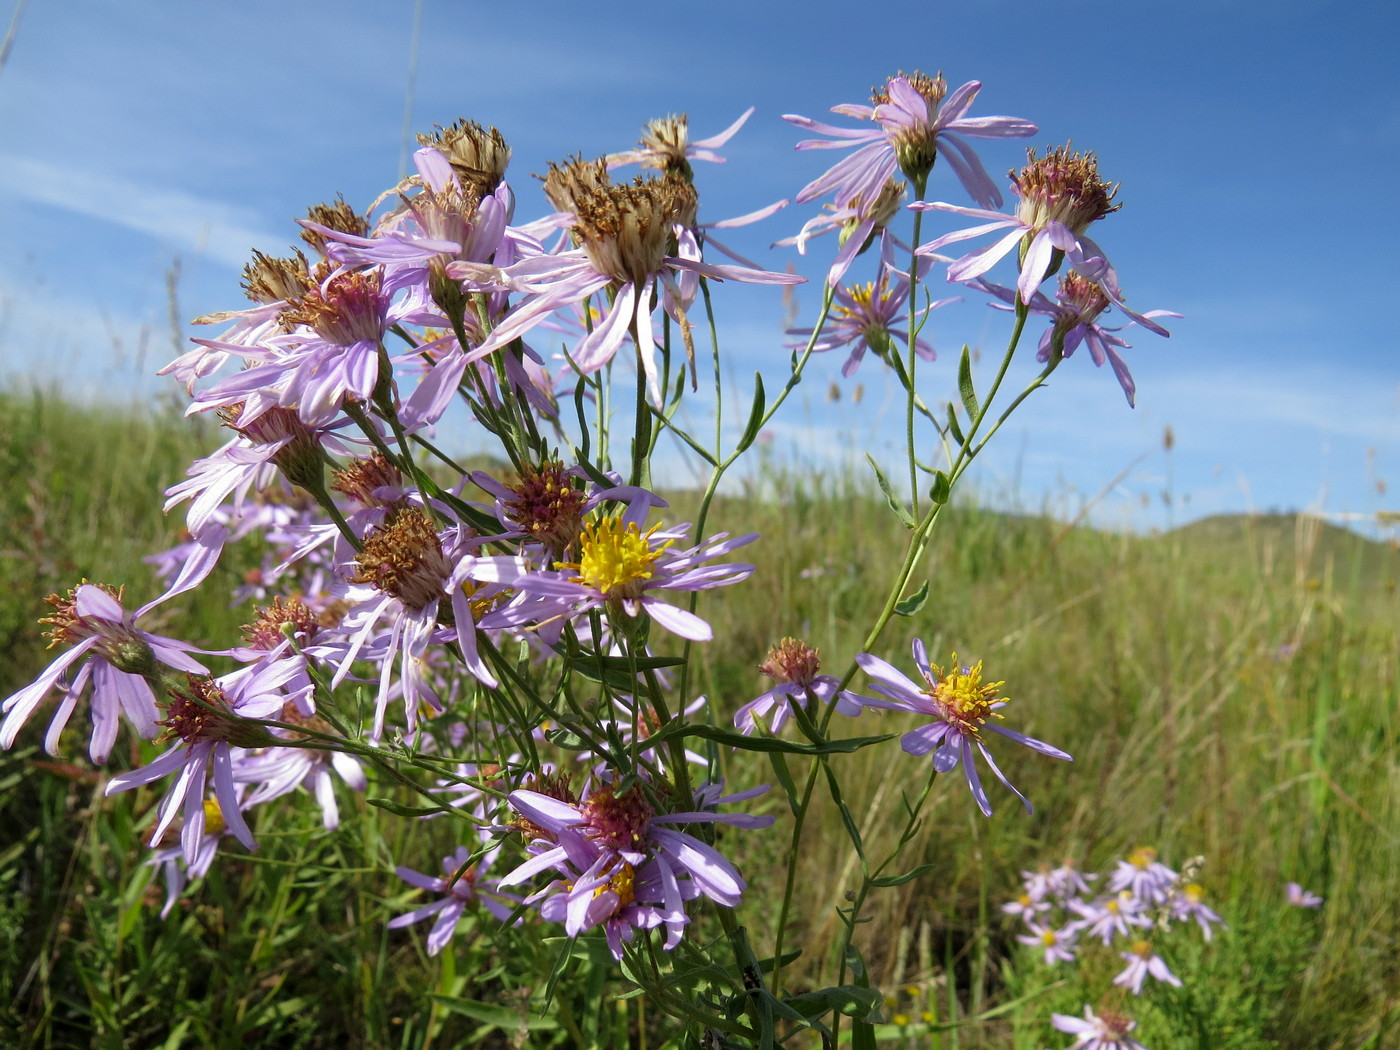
[957, 345, 978, 419]
[735, 372, 767, 453]
[894, 580, 930, 617]
[823, 762, 863, 857]
[765, 750, 801, 811]
[367, 797, 441, 818]
[945, 402, 965, 445]
[429, 996, 561, 1030]
[870, 862, 936, 888]
[865, 453, 915, 528]
[670, 723, 894, 755]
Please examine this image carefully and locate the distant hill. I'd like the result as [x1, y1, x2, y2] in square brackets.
[1164, 512, 1400, 591]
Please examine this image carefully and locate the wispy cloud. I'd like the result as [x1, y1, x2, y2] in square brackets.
[0, 154, 283, 271]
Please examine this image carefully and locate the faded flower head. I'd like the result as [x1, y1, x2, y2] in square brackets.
[240, 595, 320, 652]
[349, 507, 453, 611]
[160, 674, 273, 750]
[420, 119, 511, 197]
[38, 583, 153, 674]
[759, 637, 823, 686]
[241, 249, 313, 306]
[300, 197, 370, 257]
[631, 114, 697, 180]
[544, 158, 698, 286]
[1012, 145, 1120, 241]
[280, 267, 390, 347]
[331, 454, 406, 509]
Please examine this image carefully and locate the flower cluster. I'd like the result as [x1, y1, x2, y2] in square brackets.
[1005, 850, 1225, 996]
[1, 67, 1180, 1041]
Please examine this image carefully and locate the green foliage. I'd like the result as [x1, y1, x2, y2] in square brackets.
[2, 394, 1396, 1048]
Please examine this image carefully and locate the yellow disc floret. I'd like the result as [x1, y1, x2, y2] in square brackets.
[559, 517, 671, 601]
[594, 862, 636, 909]
[925, 653, 1006, 734]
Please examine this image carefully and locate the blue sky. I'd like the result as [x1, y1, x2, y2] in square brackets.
[2, 0, 1397, 533]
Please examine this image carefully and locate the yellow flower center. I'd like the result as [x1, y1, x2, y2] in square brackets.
[560, 517, 670, 600]
[925, 654, 1006, 734]
[203, 799, 227, 838]
[594, 862, 636, 909]
[1039, 928, 1057, 947]
[1128, 846, 1157, 870]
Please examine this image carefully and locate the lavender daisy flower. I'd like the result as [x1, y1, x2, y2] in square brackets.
[448, 158, 800, 403]
[518, 831, 692, 959]
[1113, 940, 1183, 995]
[1108, 847, 1178, 906]
[1285, 881, 1324, 908]
[331, 506, 526, 739]
[495, 516, 756, 644]
[192, 266, 418, 427]
[2, 583, 209, 764]
[389, 843, 520, 955]
[786, 269, 955, 378]
[1051, 1006, 1149, 1050]
[1016, 921, 1078, 965]
[470, 461, 669, 563]
[777, 178, 910, 287]
[1169, 883, 1226, 941]
[846, 640, 1071, 816]
[733, 637, 858, 735]
[974, 272, 1178, 407]
[148, 796, 239, 918]
[1001, 892, 1050, 923]
[607, 108, 755, 179]
[916, 145, 1124, 305]
[499, 777, 771, 957]
[1045, 860, 1096, 900]
[1068, 891, 1152, 946]
[785, 72, 1037, 207]
[104, 657, 306, 864]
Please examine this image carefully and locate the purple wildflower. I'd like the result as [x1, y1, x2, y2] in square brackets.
[1016, 921, 1078, 965]
[1051, 1006, 1149, 1050]
[845, 640, 1071, 816]
[499, 777, 771, 959]
[1285, 881, 1324, 908]
[389, 843, 520, 955]
[331, 505, 525, 739]
[494, 516, 756, 644]
[785, 72, 1036, 208]
[448, 157, 800, 402]
[974, 272, 1177, 407]
[607, 108, 755, 178]
[916, 145, 1124, 305]
[1068, 891, 1152, 946]
[2, 583, 209, 764]
[1108, 847, 1177, 906]
[1169, 883, 1226, 941]
[1113, 939, 1183, 995]
[733, 637, 858, 735]
[104, 657, 307, 864]
[787, 269, 954, 377]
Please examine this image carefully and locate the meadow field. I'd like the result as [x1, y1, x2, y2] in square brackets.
[1, 388, 1396, 1049]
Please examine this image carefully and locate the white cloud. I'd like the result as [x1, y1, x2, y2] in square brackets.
[0, 154, 284, 270]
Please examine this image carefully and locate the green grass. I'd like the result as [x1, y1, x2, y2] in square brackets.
[1, 389, 1396, 1049]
